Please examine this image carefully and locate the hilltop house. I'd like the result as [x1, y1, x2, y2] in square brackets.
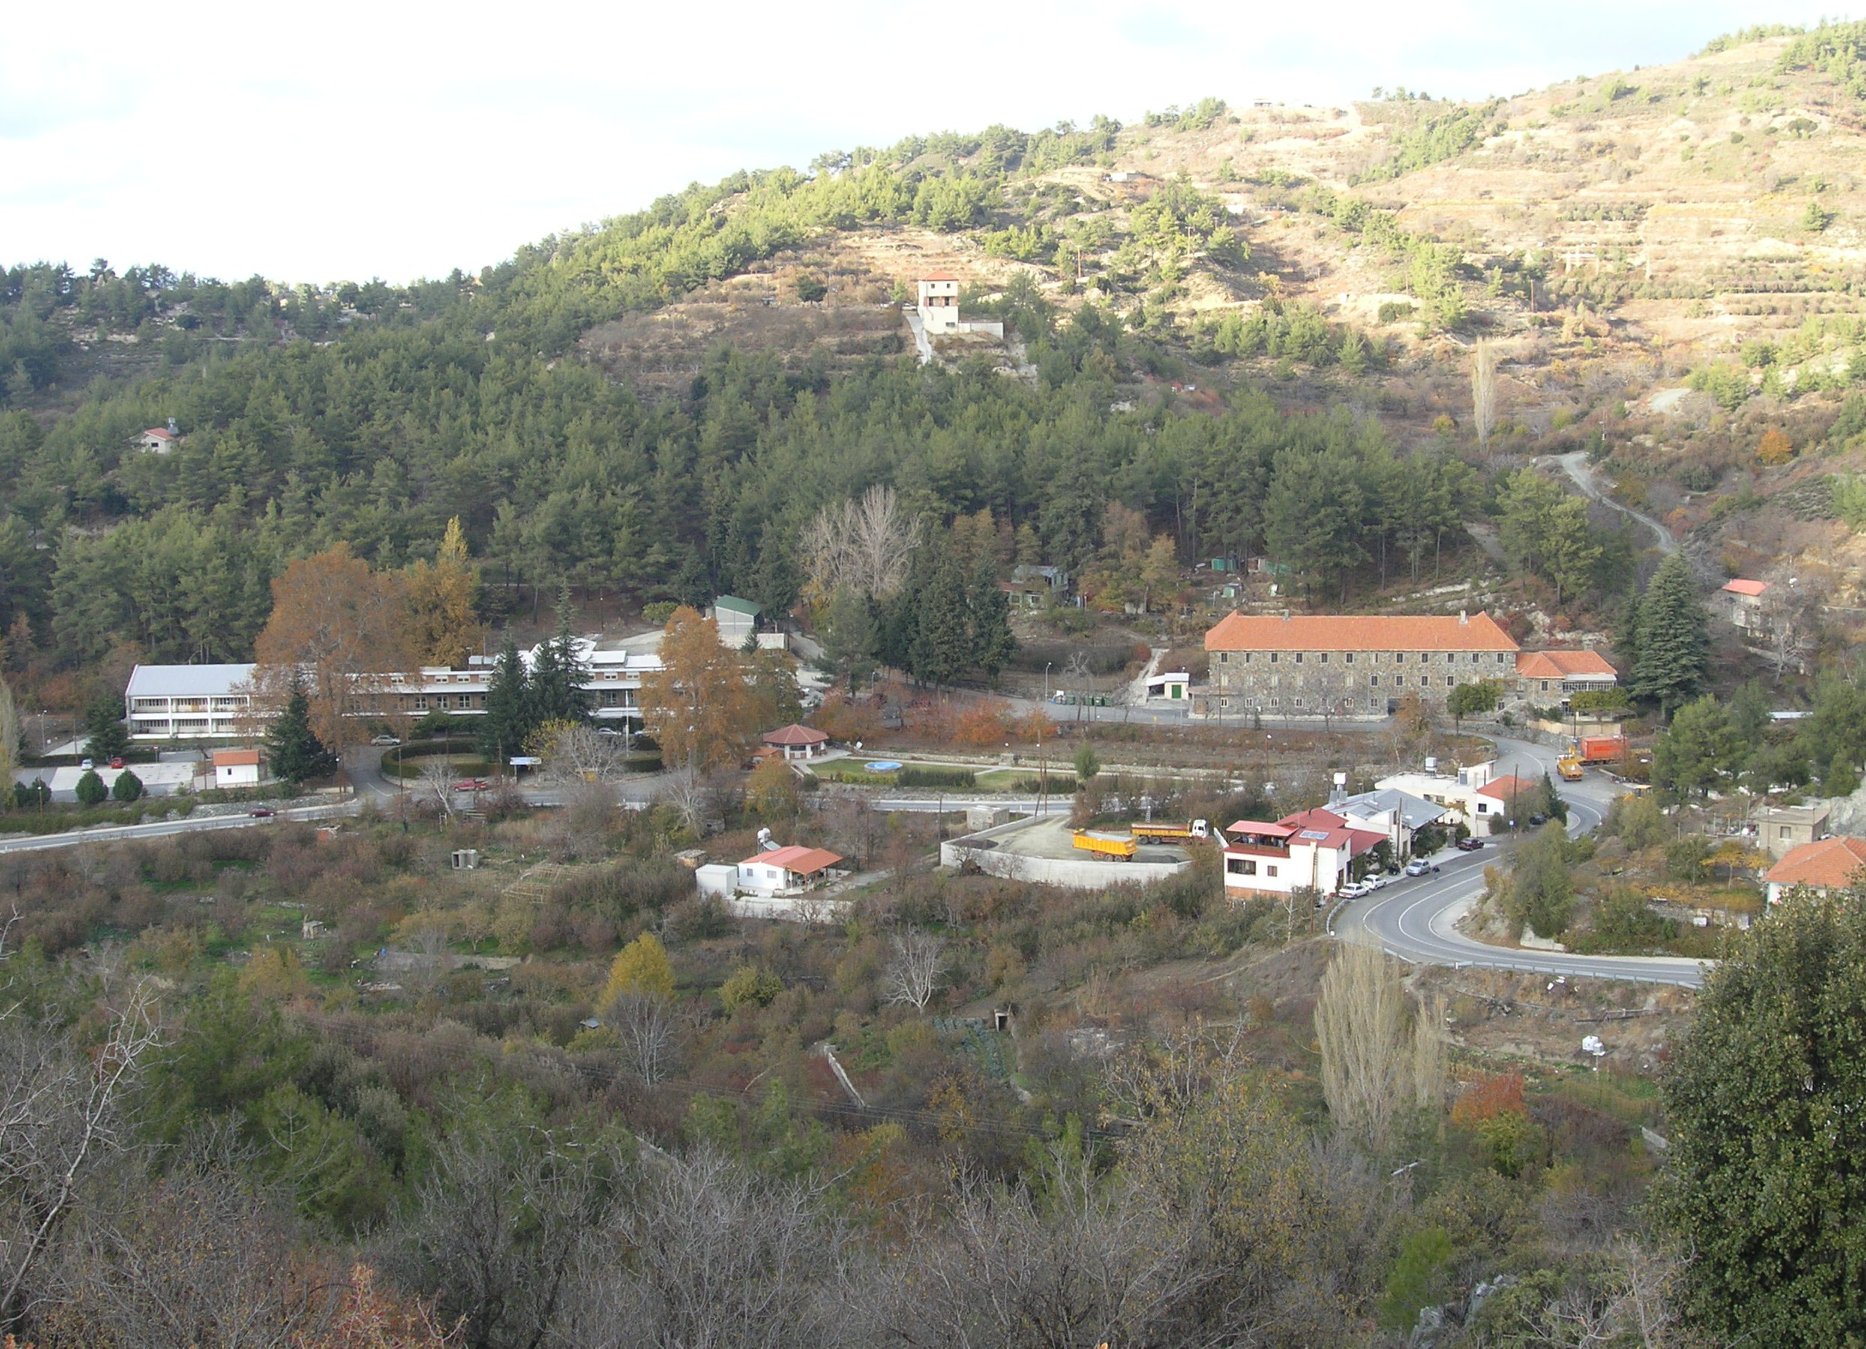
[1764, 835, 1866, 904]
[735, 845, 845, 898]
[1721, 578, 1770, 634]
[133, 426, 180, 454]
[914, 274, 1005, 341]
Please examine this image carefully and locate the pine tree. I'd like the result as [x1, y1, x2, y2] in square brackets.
[967, 557, 1016, 684]
[477, 634, 533, 763]
[74, 768, 108, 806]
[909, 556, 973, 686]
[82, 694, 131, 763]
[110, 768, 144, 802]
[1632, 553, 1709, 718]
[0, 672, 18, 787]
[530, 590, 592, 723]
[267, 671, 337, 785]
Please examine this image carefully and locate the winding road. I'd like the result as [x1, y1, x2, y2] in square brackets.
[1552, 450, 1678, 556]
[1338, 734, 1708, 987]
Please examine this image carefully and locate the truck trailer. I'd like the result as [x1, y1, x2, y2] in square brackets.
[1576, 735, 1629, 765]
[1128, 818, 1210, 844]
[1072, 830, 1138, 861]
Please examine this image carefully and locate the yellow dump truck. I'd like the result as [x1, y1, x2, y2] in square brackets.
[1129, 818, 1210, 844]
[1072, 830, 1138, 861]
[1556, 756, 1584, 781]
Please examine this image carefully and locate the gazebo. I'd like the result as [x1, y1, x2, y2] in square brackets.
[761, 724, 830, 761]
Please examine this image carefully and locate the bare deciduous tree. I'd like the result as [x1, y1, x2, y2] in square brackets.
[799, 485, 921, 608]
[883, 931, 947, 1012]
[606, 992, 680, 1085]
[0, 982, 164, 1330]
[1314, 941, 1441, 1152]
[416, 758, 461, 823]
[539, 722, 625, 786]
[1472, 338, 1498, 452]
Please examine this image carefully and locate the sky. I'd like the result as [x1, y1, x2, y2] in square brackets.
[3, 1, 1856, 284]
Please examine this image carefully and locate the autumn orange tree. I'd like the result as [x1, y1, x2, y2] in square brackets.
[638, 606, 760, 771]
[401, 518, 484, 668]
[253, 544, 415, 749]
[1757, 427, 1794, 466]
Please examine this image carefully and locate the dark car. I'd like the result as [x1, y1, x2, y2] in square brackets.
[249, 807, 276, 819]
[1456, 837, 1485, 851]
[1527, 813, 1549, 827]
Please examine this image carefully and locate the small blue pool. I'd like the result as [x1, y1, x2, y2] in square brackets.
[866, 760, 903, 772]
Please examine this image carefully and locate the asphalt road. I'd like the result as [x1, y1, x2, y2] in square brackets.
[0, 801, 353, 855]
[1339, 734, 1709, 988]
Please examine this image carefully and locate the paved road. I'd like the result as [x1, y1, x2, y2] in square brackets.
[1340, 734, 1709, 987]
[0, 801, 353, 855]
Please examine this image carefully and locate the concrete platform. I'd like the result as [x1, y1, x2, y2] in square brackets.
[940, 815, 1193, 888]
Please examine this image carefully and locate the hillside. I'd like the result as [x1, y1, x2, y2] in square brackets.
[7, 25, 1866, 688]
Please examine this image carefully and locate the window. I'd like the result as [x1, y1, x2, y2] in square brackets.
[1541, 680, 1551, 692]
[1394, 652, 1405, 662]
[1446, 676, 1455, 687]
[1369, 675, 1379, 686]
[1420, 652, 1430, 663]
[1294, 652, 1303, 663]
[1319, 652, 1329, 664]
[1497, 653, 1508, 664]
[1243, 652, 1252, 663]
[1266, 864, 1279, 878]
[1228, 857, 1257, 876]
[1219, 651, 1230, 664]
[1220, 697, 1231, 709]
[1292, 696, 1304, 708]
[1394, 676, 1405, 687]
[1270, 652, 1279, 663]
[1270, 697, 1280, 709]
[1369, 698, 1381, 710]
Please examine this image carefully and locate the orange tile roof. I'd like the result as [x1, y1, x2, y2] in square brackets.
[761, 723, 828, 746]
[1765, 836, 1866, 891]
[1205, 611, 1518, 653]
[743, 845, 844, 874]
[1515, 649, 1618, 679]
[1722, 578, 1770, 597]
[213, 748, 262, 766]
[1475, 774, 1539, 802]
[921, 272, 958, 281]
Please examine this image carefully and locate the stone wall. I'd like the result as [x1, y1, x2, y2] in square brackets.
[1210, 645, 1517, 718]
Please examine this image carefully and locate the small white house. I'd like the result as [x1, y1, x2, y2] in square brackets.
[211, 747, 263, 787]
[133, 426, 180, 454]
[735, 845, 845, 898]
[1145, 671, 1190, 702]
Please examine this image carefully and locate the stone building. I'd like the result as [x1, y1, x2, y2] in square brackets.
[1203, 611, 1520, 719]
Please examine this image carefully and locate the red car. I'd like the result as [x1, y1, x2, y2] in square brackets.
[451, 778, 489, 792]
[249, 807, 276, 819]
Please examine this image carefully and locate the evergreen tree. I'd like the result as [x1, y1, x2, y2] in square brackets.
[530, 590, 592, 723]
[967, 557, 1016, 684]
[82, 693, 131, 763]
[110, 768, 143, 802]
[1632, 553, 1709, 718]
[909, 556, 973, 686]
[74, 768, 108, 805]
[267, 671, 337, 785]
[1658, 895, 1866, 1341]
[477, 634, 533, 763]
[820, 588, 878, 691]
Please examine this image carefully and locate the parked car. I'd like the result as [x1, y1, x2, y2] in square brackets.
[79, 759, 94, 770]
[1404, 859, 1433, 877]
[452, 778, 489, 792]
[109, 757, 125, 769]
[370, 734, 401, 747]
[1527, 813, 1549, 827]
[1338, 880, 1372, 899]
[1456, 837, 1485, 851]
[249, 807, 276, 819]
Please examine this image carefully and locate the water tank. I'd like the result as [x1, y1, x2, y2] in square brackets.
[1424, 756, 1438, 773]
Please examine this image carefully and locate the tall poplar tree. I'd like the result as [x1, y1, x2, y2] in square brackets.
[1632, 553, 1709, 718]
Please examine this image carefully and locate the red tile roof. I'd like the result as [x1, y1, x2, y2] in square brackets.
[1515, 649, 1618, 679]
[1475, 774, 1539, 802]
[142, 427, 177, 440]
[1722, 578, 1770, 597]
[761, 724, 828, 747]
[213, 748, 262, 767]
[743, 845, 844, 874]
[921, 272, 958, 282]
[1205, 611, 1518, 653]
[1225, 820, 1296, 838]
[1765, 836, 1866, 891]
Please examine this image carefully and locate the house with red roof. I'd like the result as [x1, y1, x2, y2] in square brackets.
[1721, 578, 1771, 634]
[1764, 835, 1866, 904]
[1221, 808, 1385, 900]
[736, 844, 846, 898]
[1513, 649, 1618, 697]
[134, 426, 180, 455]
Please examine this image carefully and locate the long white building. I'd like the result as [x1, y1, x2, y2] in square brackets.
[124, 640, 665, 742]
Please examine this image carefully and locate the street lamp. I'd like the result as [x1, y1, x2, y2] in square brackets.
[1044, 661, 1052, 703]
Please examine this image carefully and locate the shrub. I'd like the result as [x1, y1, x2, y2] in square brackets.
[897, 766, 976, 789]
[74, 770, 108, 806]
[110, 769, 144, 802]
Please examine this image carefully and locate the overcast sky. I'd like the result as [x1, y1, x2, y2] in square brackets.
[3, 2, 1854, 284]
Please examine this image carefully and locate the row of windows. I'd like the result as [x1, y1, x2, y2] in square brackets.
[1219, 650, 1510, 666]
[1225, 857, 1280, 878]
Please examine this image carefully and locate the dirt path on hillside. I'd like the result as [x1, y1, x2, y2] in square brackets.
[1552, 451, 1677, 556]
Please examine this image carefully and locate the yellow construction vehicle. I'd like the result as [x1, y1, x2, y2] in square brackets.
[1072, 830, 1138, 861]
[1557, 756, 1584, 781]
[1129, 818, 1210, 844]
